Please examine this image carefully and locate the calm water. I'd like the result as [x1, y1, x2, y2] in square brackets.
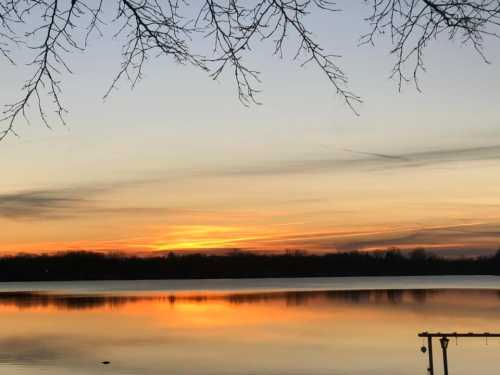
[2, 276, 500, 375]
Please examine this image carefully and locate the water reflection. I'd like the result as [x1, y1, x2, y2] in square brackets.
[2, 286, 500, 375]
[0, 289, 498, 310]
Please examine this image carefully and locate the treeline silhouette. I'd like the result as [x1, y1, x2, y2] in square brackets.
[1, 248, 500, 281]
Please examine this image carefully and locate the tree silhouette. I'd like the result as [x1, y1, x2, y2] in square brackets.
[0, 248, 499, 281]
[1, 0, 499, 140]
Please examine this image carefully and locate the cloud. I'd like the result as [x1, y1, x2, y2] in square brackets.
[0, 189, 86, 219]
[212, 144, 500, 177]
[229, 221, 500, 256]
[3, 143, 499, 232]
[329, 222, 500, 253]
[342, 148, 410, 161]
[0, 186, 189, 221]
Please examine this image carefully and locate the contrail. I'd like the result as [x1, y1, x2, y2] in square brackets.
[342, 148, 410, 161]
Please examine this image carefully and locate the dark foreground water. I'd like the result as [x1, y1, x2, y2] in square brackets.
[1, 276, 500, 375]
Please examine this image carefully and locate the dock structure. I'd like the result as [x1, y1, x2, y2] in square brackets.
[418, 332, 500, 375]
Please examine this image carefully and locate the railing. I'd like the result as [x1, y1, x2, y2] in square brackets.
[418, 332, 500, 375]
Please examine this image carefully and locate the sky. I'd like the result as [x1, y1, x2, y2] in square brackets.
[1, 1, 500, 255]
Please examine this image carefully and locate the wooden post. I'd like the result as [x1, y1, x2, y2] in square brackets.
[427, 336, 434, 375]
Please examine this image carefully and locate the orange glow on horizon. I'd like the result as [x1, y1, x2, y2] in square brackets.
[2, 219, 499, 255]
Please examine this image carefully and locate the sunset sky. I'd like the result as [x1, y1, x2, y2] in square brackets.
[1, 2, 500, 255]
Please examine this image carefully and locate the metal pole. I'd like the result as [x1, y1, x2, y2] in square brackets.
[440, 337, 449, 375]
[427, 336, 434, 375]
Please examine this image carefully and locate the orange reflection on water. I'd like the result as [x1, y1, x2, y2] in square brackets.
[1, 289, 500, 375]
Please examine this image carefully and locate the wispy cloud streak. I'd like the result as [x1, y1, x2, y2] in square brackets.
[213, 144, 500, 176]
[0, 190, 85, 219]
[342, 148, 410, 161]
[0, 187, 189, 221]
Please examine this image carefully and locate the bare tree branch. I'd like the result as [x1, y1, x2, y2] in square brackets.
[1, 0, 499, 140]
[362, 0, 500, 91]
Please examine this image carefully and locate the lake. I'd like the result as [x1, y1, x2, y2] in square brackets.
[1, 276, 500, 375]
